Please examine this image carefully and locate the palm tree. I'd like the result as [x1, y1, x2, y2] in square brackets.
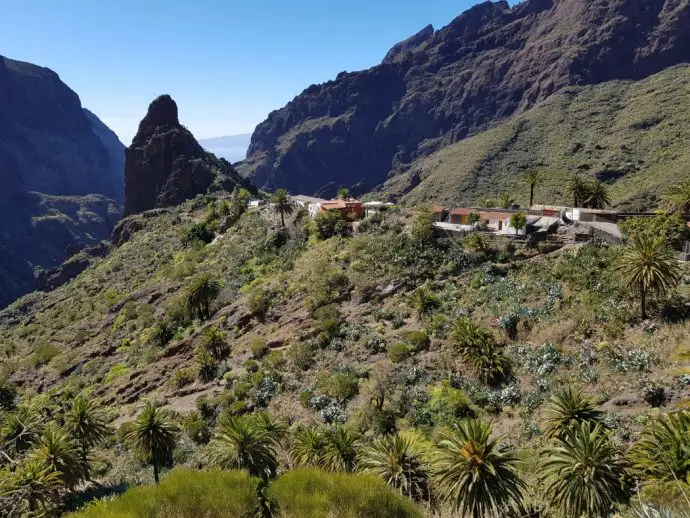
[541, 422, 630, 518]
[522, 170, 541, 207]
[613, 234, 682, 319]
[662, 180, 690, 213]
[210, 414, 278, 478]
[407, 286, 440, 321]
[28, 427, 84, 488]
[124, 401, 178, 483]
[200, 325, 229, 360]
[543, 387, 604, 439]
[433, 419, 525, 518]
[253, 412, 289, 448]
[451, 317, 511, 386]
[272, 188, 294, 227]
[291, 426, 328, 468]
[630, 410, 690, 483]
[323, 427, 359, 472]
[567, 173, 589, 207]
[358, 434, 429, 501]
[583, 179, 611, 209]
[185, 274, 221, 320]
[64, 396, 110, 479]
[498, 193, 513, 209]
[337, 187, 351, 200]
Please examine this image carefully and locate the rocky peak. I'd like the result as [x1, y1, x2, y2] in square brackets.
[133, 94, 180, 145]
[124, 95, 255, 216]
[382, 24, 434, 64]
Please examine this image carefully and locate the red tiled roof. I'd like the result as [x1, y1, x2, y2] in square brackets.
[450, 208, 477, 215]
[431, 206, 446, 213]
[479, 211, 513, 220]
[321, 200, 347, 210]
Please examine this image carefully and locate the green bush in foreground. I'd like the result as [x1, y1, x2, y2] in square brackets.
[68, 468, 421, 518]
[268, 467, 423, 518]
[68, 469, 258, 518]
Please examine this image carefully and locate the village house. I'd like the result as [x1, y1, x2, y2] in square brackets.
[292, 195, 365, 219]
[444, 208, 525, 235]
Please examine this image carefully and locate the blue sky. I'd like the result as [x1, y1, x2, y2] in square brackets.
[1, 1, 512, 144]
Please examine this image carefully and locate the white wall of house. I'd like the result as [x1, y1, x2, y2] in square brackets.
[308, 203, 322, 218]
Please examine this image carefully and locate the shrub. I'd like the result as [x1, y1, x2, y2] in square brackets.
[314, 210, 349, 239]
[323, 373, 359, 403]
[641, 383, 666, 408]
[451, 317, 511, 386]
[173, 368, 196, 389]
[247, 286, 271, 317]
[288, 341, 314, 371]
[249, 338, 268, 359]
[181, 411, 211, 445]
[196, 347, 218, 382]
[404, 331, 430, 353]
[104, 363, 129, 383]
[67, 468, 258, 518]
[428, 381, 476, 424]
[183, 222, 215, 245]
[0, 378, 18, 411]
[243, 360, 259, 373]
[268, 468, 423, 518]
[388, 343, 411, 363]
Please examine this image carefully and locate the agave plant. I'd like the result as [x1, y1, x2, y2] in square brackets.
[541, 422, 630, 518]
[358, 434, 429, 501]
[210, 413, 278, 478]
[542, 387, 604, 439]
[433, 419, 525, 518]
[407, 286, 440, 321]
[451, 317, 511, 386]
[629, 410, 690, 482]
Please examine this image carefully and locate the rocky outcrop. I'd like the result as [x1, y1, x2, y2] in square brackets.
[0, 55, 125, 307]
[382, 24, 434, 64]
[239, 0, 690, 197]
[35, 241, 111, 292]
[124, 95, 255, 216]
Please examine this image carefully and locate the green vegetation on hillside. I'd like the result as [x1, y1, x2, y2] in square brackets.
[385, 65, 690, 210]
[1, 193, 689, 516]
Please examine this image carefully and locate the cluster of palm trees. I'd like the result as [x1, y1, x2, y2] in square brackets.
[1, 395, 109, 513]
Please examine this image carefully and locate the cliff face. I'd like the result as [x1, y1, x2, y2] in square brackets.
[124, 95, 255, 216]
[0, 55, 124, 203]
[0, 55, 125, 308]
[239, 0, 690, 197]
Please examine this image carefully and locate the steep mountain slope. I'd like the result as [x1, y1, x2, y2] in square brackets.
[124, 95, 255, 216]
[0, 55, 124, 202]
[0, 55, 125, 308]
[380, 64, 690, 209]
[239, 0, 690, 197]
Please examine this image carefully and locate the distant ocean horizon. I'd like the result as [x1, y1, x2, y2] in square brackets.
[199, 134, 252, 163]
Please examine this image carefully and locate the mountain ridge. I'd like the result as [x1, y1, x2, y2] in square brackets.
[238, 0, 690, 198]
[0, 54, 125, 307]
